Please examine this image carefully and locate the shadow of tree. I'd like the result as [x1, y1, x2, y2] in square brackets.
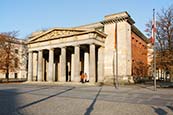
[17, 87, 75, 110]
[152, 106, 167, 115]
[0, 86, 50, 95]
[167, 105, 173, 112]
[84, 87, 102, 115]
[136, 84, 155, 91]
[0, 88, 26, 115]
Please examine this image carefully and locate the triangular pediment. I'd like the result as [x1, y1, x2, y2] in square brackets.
[29, 28, 86, 43]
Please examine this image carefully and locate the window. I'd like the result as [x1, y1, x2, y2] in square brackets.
[15, 58, 18, 68]
[15, 73, 18, 79]
[15, 49, 18, 54]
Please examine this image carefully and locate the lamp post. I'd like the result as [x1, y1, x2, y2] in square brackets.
[152, 9, 157, 91]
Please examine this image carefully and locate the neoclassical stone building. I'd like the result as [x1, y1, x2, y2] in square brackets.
[27, 12, 150, 84]
[0, 36, 27, 80]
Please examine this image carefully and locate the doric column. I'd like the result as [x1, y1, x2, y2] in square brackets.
[84, 52, 89, 81]
[42, 58, 45, 81]
[73, 45, 80, 82]
[89, 44, 96, 83]
[71, 54, 75, 81]
[38, 50, 43, 81]
[33, 52, 38, 81]
[48, 48, 54, 82]
[28, 51, 33, 81]
[60, 47, 66, 82]
[67, 62, 71, 81]
[53, 63, 56, 81]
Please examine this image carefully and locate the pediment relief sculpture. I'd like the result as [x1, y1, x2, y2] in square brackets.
[31, 29, 83, 42]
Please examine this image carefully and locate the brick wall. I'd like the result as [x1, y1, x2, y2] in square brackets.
[131, 32, 148, 77]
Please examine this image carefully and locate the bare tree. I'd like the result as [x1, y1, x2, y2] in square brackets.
[0, 31, 20, 80]
[145, 5, 173, 81]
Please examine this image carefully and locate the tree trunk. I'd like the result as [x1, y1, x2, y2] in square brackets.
[6, 68, 9, 81]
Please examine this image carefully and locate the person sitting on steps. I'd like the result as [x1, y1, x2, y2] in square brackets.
[80, 71, 85, 83]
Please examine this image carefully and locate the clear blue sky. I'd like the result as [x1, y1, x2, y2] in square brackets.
[0, 0, 172, 39]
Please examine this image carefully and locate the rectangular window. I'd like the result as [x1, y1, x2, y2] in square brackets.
[15, 49, 18, 54]
[15, 73, 18, 79]
[15, 58, 18, 68]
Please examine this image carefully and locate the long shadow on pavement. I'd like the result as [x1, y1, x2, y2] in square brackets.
[167, 105, 173, 112]
[17, 87, 75, 110]
[136, 83, 155, 91]
[84, 87, 102, 115]
[152, 106, 167, 115]
[0, 88, 28, 115]
[0, 87, 50, 95]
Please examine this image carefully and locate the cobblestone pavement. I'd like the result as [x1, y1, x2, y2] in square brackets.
[0, 83, 173, 115]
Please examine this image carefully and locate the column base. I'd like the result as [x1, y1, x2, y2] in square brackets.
[59, 76, 66, 82]
[73, 76, 80, 82]
[27, 79, 32, 82]
[38, 80, 43, 82]
[26, 80, 32, 83]
[47, 80, 53, 83]
[89, 77, 95, 83]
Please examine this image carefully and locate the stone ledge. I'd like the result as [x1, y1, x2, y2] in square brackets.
[103, 75, 134, 85]
[22, 81, 96, 87]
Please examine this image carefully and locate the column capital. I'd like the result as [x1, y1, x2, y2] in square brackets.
[28, 50, 33, 53]
[49, 48, 54, 51]
[60, 46, 66, 48]
[73, 44, 80, 47]
[90, 43, 95, 45]
[38, 49, 43, 52]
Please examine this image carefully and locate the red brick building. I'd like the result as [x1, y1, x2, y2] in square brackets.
[131, 26, 149, 78]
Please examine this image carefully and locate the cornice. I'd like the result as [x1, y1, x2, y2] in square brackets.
[101, 11, 135, 25]
[27, 29, 107, 44]
[131, 25, 148, 43]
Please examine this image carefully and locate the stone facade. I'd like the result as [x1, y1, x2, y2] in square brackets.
[27, 12, 149, 84]
[0, 39, 27, 79]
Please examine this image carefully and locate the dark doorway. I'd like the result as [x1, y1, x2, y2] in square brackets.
[15, 73, 18, 79]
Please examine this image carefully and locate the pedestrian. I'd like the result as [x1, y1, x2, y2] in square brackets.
[80, 71, 85, 83]
[84, 73, 89, 82]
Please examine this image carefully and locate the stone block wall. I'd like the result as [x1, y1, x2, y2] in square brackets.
[103, 20, 133, 84]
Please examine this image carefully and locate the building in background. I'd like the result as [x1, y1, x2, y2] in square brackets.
[27, 12, 152, 84]
[0, 35, 27, 80]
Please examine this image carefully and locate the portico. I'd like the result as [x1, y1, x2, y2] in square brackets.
[27, 29, 106, 83]
[27, 12, 149, 85]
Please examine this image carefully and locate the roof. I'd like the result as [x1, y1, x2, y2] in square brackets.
[0, 34, 26, 45]
[28, 28, 89, 42]
[27, 11, 147, 44]
[131, 25, 148, 43]
[74, 22, 104, 30]
[101, 11, 135, 25]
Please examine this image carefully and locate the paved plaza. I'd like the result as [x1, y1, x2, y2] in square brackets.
[0, 83, 173, 115]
